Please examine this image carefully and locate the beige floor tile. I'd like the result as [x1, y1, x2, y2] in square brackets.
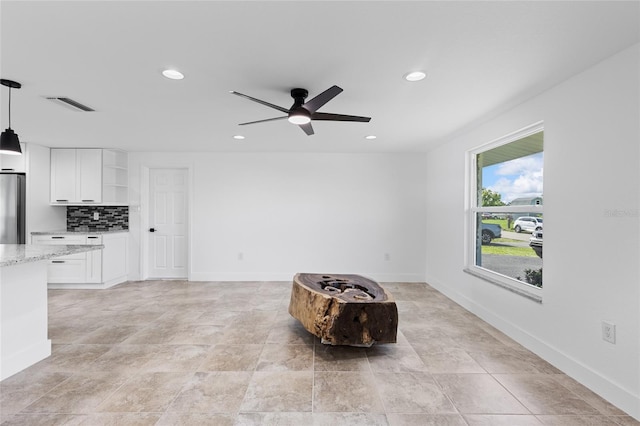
[550, 374, 628, 416]
[138, 345, 211, 372]
[198, 344, 264, 371]
[235, 412, 314, 425]
[240, 371, 313, 412]
[266, 319, 316, 345]
[374, 372, 457, 414]
[366, 344, 428, 372]
[156, 412, 236, 425]
[97, 372, 193, 412]
[434, 373, 529, 414]
[464, 414, 544, 425]
[168, 371, 252, 413]
[38, 344, 111, 372]
[0, 413, 87, 425]
[256, 343, 314, 371]
[22, 372, 128, 414]
[89, 344, 157, 373]
[0, 370, 72, 415]
[312, 412, 389, 425]
[417, 347, 486, 373]
[5, 281, 632, 424]
[494, 374, 601, 415]
[78, 412, 162, 425]
[76, 325, 146, 344]
[314, 344, 370, 371]
[387, 413, 467, 426]
[535, 414, 622, 425]
[313, 371, 385, 413]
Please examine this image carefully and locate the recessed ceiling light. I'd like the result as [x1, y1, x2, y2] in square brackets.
[404, 71, 426, 82]
[233, 135, 245, 140]
[162, 69, 184, 80]
[365, 135, 377, 140]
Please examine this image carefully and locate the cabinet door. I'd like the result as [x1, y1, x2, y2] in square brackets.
[77, 149, 102, 203]
[47, 258, 87, 283]
[102, 234, 128, 284]
[85, 235, 103, 283]
[50, 149, 77, 203]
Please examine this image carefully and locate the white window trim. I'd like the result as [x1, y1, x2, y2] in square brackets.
[464, 121, 544, 303]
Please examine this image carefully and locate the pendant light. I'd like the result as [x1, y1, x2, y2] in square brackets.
[0, 79, 23, 155]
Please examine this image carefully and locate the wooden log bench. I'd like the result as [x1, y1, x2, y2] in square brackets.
[288, 273, 398, 346]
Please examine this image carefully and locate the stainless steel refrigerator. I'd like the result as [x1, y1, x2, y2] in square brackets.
[0, 172, 26, 244]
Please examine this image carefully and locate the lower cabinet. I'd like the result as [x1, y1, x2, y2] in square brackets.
[31, 232, 128, 289]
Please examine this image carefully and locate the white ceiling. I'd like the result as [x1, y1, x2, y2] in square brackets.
[1, 1, 638, 153]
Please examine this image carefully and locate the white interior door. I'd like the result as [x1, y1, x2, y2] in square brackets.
[148, 168, 188, 279]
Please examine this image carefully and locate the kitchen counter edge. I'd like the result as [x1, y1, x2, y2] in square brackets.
[31, 229, 129, 235]
[1, 244, 104, 267]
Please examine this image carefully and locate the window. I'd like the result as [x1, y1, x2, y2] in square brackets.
[465, 122, 544, 302]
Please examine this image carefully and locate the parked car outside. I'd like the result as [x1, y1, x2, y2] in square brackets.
[530, 229, 543, 258]
[513, 216, 543, 233]
[481, 222, 502, 244]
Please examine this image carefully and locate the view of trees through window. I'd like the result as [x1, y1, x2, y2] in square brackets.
[472, 128, 543, 288]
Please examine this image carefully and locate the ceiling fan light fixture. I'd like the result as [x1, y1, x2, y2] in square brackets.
[365, 135, 377, 140]
[0, 79, 23, 155]
[162, 69, 184, 80]
[404, 71, 426, 82]
[288, 111, 311, 125]
[233, 135, 245, 140]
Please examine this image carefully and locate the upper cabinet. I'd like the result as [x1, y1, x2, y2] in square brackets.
[50, 148, 128, 205]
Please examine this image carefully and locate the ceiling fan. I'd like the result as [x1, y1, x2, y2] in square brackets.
[230, 85, 371, 136]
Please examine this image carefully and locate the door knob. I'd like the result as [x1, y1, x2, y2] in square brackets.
[149, 228, 156, 232]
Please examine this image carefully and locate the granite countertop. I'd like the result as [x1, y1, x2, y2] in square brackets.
[31, 228, 129, 235]
[0, 244, 104, 267]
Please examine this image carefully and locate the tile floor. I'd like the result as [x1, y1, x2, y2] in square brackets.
[1, 281, 637, 425]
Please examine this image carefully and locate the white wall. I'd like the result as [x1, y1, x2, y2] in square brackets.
[127, 152, 427, 283]
[424, 44, 640, 418]
[25, 143, 66, 237]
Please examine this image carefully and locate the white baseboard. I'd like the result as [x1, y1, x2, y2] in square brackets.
[188, 272, 425, 282]
[47, 276, 127, 290]
[425, 273, 640, 421]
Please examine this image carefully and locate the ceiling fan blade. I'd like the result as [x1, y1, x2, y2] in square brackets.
[239, 116, 288, 126]
[303, 85, 343, 113]
[299, 122, 314, 135]
[311, 112, 371, 122]
[230, 91, 290, 114]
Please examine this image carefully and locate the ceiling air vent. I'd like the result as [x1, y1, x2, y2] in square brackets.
[46, 97, 95, 112]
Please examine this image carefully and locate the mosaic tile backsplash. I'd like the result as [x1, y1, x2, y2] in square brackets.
[67, 206, 129, 231]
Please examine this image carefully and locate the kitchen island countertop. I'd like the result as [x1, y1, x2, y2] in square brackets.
[0, 244, 103, 267]
[31, 229, 129, 236]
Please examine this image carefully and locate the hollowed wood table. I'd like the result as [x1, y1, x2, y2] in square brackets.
[288, 273, 398, 346]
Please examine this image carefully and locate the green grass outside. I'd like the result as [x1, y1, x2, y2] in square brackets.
[482, 218, 511, 231]
[481, 245, 539, 257]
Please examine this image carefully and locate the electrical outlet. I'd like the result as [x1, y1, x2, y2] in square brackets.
[238, 252, 244, 261]
[602, 321, 616, 344]
[384, 253, 390, 261]
[93, 212, 99, 220]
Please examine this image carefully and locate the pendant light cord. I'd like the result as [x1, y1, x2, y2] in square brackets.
[7, 87, 11, 128]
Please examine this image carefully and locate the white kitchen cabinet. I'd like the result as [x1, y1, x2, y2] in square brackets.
[31, 234, 88, 284]
[50, 148, 102, 204]
[50, 148, 127, 205]
[31, 232, 128, 289]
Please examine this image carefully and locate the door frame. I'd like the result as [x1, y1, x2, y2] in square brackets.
[140, 164, 193, 281]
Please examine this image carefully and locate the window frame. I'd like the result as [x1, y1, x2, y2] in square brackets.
[464, 121, 544, 303]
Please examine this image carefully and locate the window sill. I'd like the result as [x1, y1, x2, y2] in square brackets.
[463, 267, 542, 304]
